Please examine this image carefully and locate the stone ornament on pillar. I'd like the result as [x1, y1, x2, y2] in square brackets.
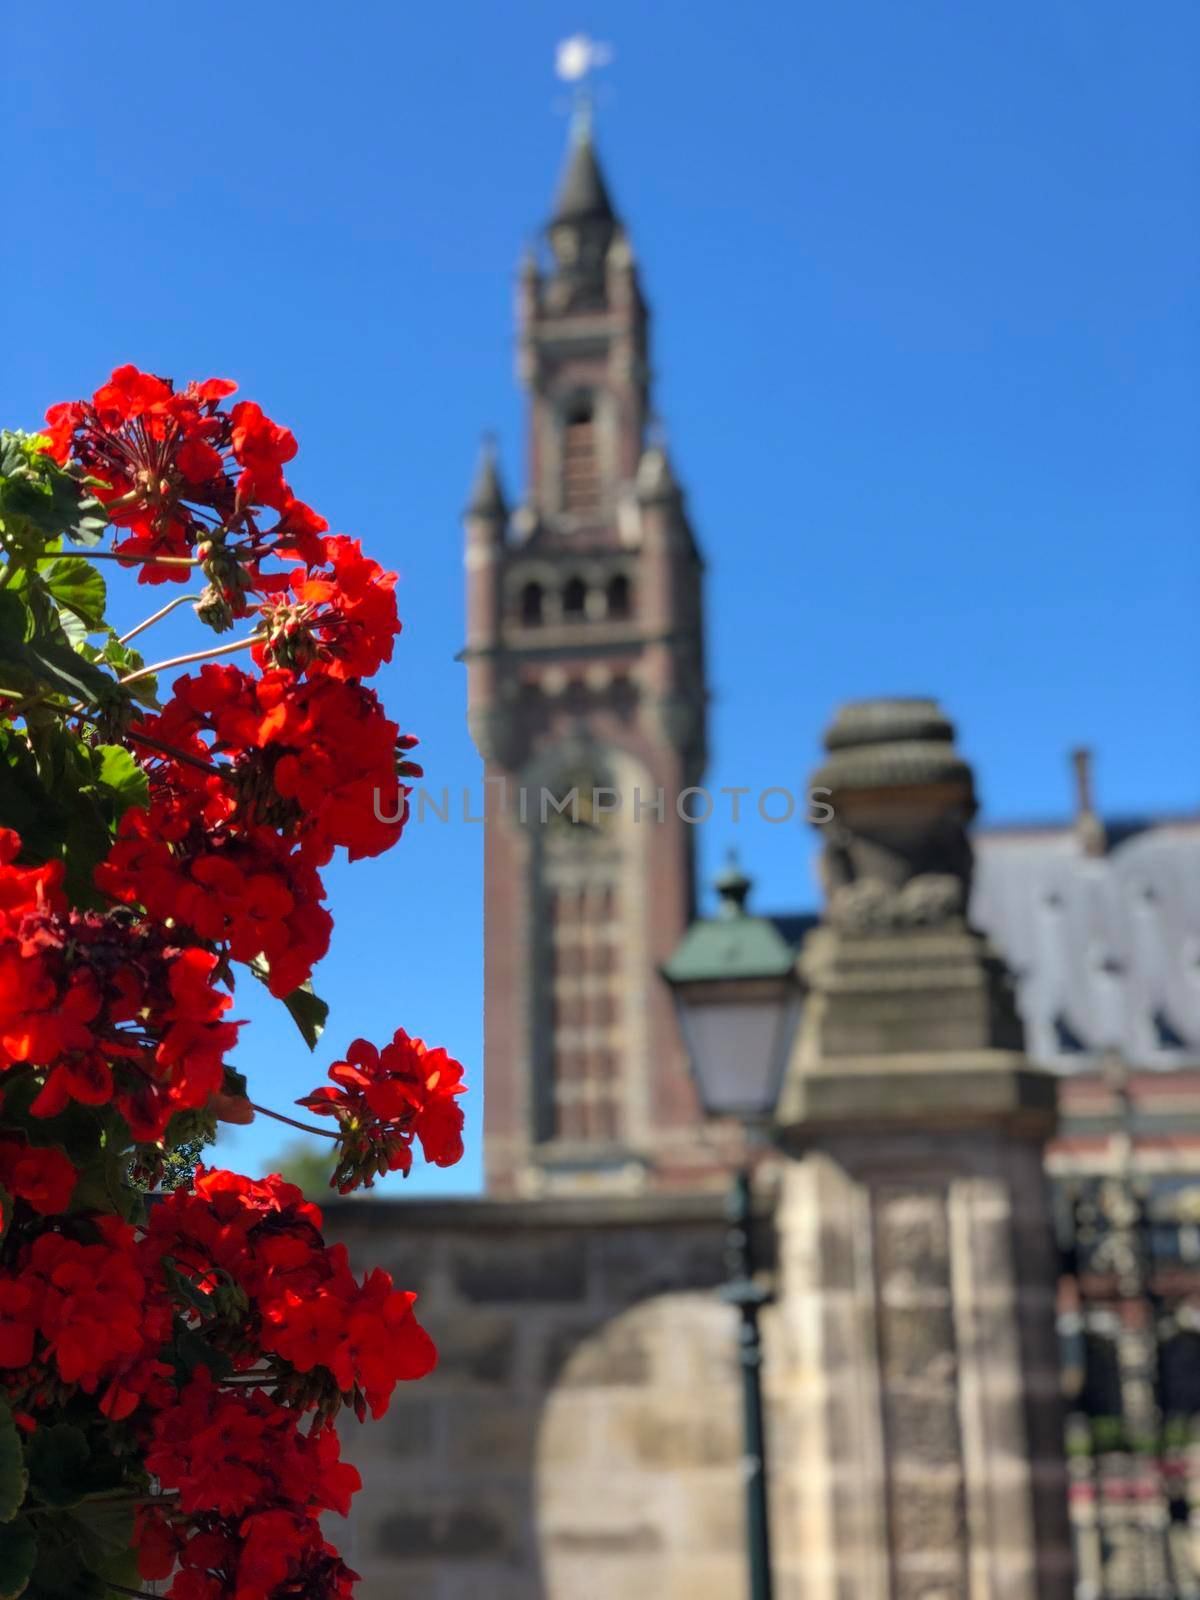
[782, 697, 1028, 1080]
[769, 697, 1072, 1600]
[814, 697, 976, 933]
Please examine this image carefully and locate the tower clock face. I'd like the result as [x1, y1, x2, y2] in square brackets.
[544, 765, 614, 837]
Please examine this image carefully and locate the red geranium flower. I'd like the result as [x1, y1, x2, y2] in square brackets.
[299, 1029, 466, 1193]
[0, 1138, 79, 1215]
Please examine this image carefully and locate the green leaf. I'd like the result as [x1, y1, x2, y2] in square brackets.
[53, 608, 87, 650]
[66, 1141, 137, 1222]
[40, 560, 106, 633]
[161, 1259, 219, 1320]
[92, 745, 148, 817]
[0, 727, 63, 863]
[24, 1427, 89, 1510]
[11, 725, 134, 910]
[248, 957, 329, 1050]
[91, 637, 159, 710]
[172, 1323, 233, 1380]
[0, 433, 106, 554]
[0, 1517, 35, 1598]
[0, 1400, 28, 1524]
[0, 1081, 103, 1168]
[0, 593, 117, 707]
[25, 1528, 103, 1600]
[283, 981, 329, 1049]
[63, 1495, 135, 1591]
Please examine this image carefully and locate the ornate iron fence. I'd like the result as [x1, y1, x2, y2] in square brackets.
[1057, 1173, 1200, 1599]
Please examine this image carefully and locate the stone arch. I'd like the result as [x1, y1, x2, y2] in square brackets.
[606, 570, 633, 619]
[504, 560, 562, 626]
[326, 1204, 749, 1600]
[562, 574, 588, 620]
[520, 579, 545, 626]
[536, 1289, 747, 1597]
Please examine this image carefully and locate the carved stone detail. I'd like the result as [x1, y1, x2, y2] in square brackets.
[827, 871, 966, 933]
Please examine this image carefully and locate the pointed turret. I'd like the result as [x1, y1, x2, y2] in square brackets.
[465, 437, 508, 521]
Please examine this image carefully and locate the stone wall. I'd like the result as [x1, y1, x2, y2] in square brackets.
[327, 1195, 763, 1600]
[327, 1142, 1070, 1600]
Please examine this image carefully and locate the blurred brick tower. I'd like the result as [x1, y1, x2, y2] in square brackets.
[463, 111, 709, 1196]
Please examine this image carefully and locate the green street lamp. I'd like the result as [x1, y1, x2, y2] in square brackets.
[661, 856, 804, 1600]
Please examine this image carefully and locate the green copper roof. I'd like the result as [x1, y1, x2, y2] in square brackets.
[662, 858, 798, 984]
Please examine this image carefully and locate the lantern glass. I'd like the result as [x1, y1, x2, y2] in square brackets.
[672, 983, 802, 1122]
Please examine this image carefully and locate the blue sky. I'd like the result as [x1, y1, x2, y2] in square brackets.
[6, 1, 1198, 1193]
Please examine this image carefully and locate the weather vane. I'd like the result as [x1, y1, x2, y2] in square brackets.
[554, 33, 614, 124]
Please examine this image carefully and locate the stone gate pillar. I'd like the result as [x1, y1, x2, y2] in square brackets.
[770, 700, 1072, 1600]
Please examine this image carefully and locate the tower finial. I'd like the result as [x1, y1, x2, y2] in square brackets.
[714, 850, 752, 917]
[555, 34, 613, 107]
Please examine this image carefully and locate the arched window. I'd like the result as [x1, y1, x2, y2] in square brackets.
[563, 576, 587, 619]
[606, 573, 632, 619]
[519, 581, 543, 626]
[561, 394, 601, 515]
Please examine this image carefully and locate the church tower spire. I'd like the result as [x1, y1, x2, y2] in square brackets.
[465, 118, 708, 1196]
[548, 109, 617, 283]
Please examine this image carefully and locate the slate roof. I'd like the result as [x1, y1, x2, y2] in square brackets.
[969, 816, 1200, 1071]
[552, 127, 616, 226]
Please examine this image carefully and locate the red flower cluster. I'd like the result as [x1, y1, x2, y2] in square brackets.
[145, 1169, 437, 1416]
[0, 1217, 145, 1385]
[138, 1369, 360, 1600]
[98, 774, 332, 999]
[42, 367, 327, 588]
[149, 664, 411, 864]
[0, 832, 239, 1141]
[253, 536, 400, 682]
[300, 1029, 467, 1192]
[138, 1501, 357, 1600]
[0, 1136, 78, 1216]
[147, 1369, 360, 1517]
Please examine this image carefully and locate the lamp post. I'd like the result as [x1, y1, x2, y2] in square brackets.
[661, 857, 804, 1600]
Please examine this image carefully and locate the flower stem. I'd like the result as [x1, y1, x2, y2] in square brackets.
[118, 592, 205, 645]
[71, 709, 227, 779]
[250, 1103, 338, 1140]
[34, 549, 200, 567]
[119, 632, 264, 686]
[127, 729, 225, 778]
